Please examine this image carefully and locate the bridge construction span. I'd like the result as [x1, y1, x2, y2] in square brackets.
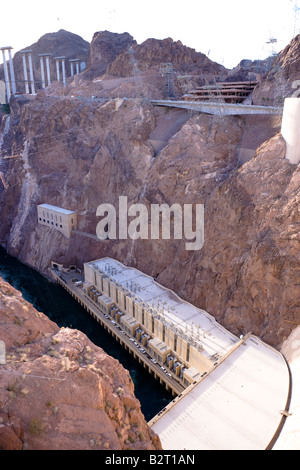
[50, 257, 291, 450]
[151, 99, 283, 116]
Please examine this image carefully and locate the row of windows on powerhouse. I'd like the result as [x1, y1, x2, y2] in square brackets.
[41, 212, 75, 224]
[39, 217, 63, 228]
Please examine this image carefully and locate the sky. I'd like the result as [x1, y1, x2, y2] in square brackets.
[0, 0, 299, 69]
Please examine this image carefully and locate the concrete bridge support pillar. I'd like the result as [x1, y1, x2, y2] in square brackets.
[7, 48, 16, 94]
[22, 54, 29, 94]
[21, 50, 35, 95]
[70, 59, 80, 77]
[54, 57, 66, 86]
[55, 58, 60, 82]
[1, 49, 10, 102]
[39, 53, 51, 88]
[45, 55, 51, 86]
[281, 97, 300, 164]
[0, 47, 16, 101]
[61, 59, 66, 86]
[39, 55, 46, 88]
[27, 52, 35, 95]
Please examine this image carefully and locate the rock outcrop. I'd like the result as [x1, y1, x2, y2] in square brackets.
[252, 34, 300, 106]
[105, 37, 228, 97]
[226, 57, 275, 82]
[0, 277, 161, 450]
[85, 31, 136, 77]
[107, 37, 227, 78]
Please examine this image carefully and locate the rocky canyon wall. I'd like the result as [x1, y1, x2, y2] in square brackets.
[0, 32, 299, 352]
[0, 85, 299, 349]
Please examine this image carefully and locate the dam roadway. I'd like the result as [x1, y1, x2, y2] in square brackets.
[51, 267, 291, 450]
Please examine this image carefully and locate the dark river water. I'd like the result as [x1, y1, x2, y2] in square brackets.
[0, 246, 173, 421]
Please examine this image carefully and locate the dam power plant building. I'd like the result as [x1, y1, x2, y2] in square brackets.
[50, 257, 291, 449]
[84, 258, 238, 385]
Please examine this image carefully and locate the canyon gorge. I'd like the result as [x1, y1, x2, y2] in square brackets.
[0, 29, 299, 450]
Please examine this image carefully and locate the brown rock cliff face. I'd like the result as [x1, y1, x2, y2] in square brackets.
[226, 57, 275, 82]
[105, 37, 228, 97]
[85, 31, 136, 77]
[190, 134, 300, 345]
[107, 37, 227, 79]
[0, 277, 161, 450]
[0, 93, 243, 276]
[0, 35, 299, 351]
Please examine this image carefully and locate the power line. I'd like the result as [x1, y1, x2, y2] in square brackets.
[0, 368, 67, 381]
[0, 100, 168, 160]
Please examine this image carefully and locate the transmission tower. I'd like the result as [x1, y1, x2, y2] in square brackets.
[160, 63, 176, 99]
[266, 37, 278, 56]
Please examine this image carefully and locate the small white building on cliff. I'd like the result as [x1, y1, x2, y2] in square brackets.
[37, 203, 77, 238]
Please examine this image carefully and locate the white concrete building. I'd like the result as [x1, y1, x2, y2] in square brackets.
[37, 203, 77, 238]
[84, 257, 239, 385]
